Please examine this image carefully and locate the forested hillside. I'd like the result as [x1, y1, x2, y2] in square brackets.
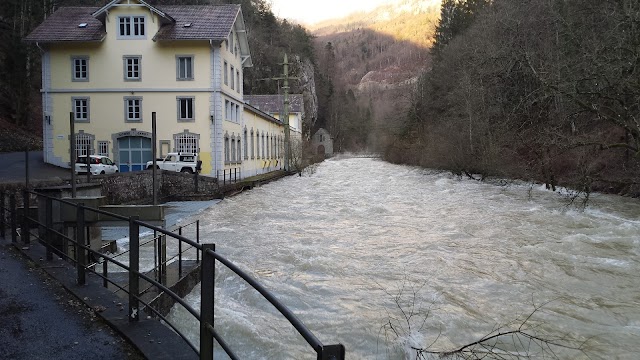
[0, 0, 314, 151]
[386, 0, 640, 197]
[312, 0, 439, 152]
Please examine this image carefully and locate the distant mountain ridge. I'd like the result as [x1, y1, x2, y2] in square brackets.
[312, 0, 439, 90]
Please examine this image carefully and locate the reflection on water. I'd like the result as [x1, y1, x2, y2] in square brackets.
[168, 157, 640, 359]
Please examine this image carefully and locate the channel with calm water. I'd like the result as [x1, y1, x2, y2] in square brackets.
[167, 157, 640, 359]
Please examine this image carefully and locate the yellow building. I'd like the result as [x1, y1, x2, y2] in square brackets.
[25, 0, 285, 179]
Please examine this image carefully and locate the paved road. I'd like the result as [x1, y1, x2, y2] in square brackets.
[0, 151, 71, 183]
[0, 237, 143, 359]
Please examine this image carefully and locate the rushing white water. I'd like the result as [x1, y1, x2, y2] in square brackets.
[167, 157, 640, 359]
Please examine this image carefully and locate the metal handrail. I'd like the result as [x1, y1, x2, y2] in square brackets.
[204, 248, 324, 352]
[16, 189, 343, 359]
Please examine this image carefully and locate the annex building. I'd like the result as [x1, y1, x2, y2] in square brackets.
[25, 0, 288, 179]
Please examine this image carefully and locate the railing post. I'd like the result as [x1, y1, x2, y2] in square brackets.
[102, 257, 108, 288]
[318, 344, 346, 360]
[196, 220, 200, 264]
[161, 234, 167, 283]
[129, 216, 140, 322]
[10, 192, 17, 243]
[0, 190, 5, 239]
[45, 197, 53, 260]
[178, 227, 183, 277]
[200, 244, 215, 360]
[76, 204, 86, 285]
[22, 189, 30, 245]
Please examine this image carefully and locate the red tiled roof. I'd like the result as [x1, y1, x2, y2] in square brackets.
[24, 7, 105, 43]
[153, 5, 239, 41]
[244, 95, 304, 114]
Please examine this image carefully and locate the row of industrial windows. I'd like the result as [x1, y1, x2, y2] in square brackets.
[225, 100, 241, 123]
[72, 96, 195, 122]
[224, 128, 282, 164]
[73, 131, 199, 158]
[72, 55, 194, 82]
[223, 61, 241, 94]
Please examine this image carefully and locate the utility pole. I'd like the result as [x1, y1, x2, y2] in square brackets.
[260, 54, 298, 171]
[282, 53, 291, 172]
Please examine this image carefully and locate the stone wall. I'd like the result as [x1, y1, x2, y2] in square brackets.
[0, 171, 220, 206]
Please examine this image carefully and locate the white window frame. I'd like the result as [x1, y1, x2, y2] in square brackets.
[250, 129, 254, 159]
[177, 97, 195, 122]
[224, 133, 230, 164]
[124, 97, 142, 122]
[231, 136, 236, 163]
[224, 61, 228, 86]
[230, 65, 235, 90]
[75, 132, 94, 158]
[243, 128, 248, 160]
[71, 56, 89, 82]
[118, 15, 146, 39]
[72, 97, 90, 122]
[176, 55, 194, 81]
[98, 141, 109, 156]
[174, 131, 199, 153]
[123, 56, 141, 81]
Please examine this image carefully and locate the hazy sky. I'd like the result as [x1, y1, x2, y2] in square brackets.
[270, 0, 396, 24]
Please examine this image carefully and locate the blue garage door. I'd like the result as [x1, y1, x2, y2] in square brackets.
[118, 136, 152, 172]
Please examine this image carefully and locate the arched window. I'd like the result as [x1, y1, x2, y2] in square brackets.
[224, 132, 230, 164]
[173, 130, 200, 153]
[237, 138, 242, 163]
[250, 129, 254, 159]
[75, 131, 95, 158]
[231, 135, 236, 163]
[243, 127, 248, 160]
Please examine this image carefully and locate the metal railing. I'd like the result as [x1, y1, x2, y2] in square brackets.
[0, 189, 345, 359]
[217, 167, 241, 186]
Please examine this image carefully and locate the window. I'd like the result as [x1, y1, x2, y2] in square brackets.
[225, 100, 231, 120]
[123, 56, 141, 81]
[72, 97, 89, 122]
[231, 137, 236, 163]
[236, 70, 240, 93]
[98, 141, 109, 156]
[230, 66, 235, 90]
[118, 16, 145, 38]
[176, 56, 193, 80]
[243, 128, 248, 160]
[124, 97, 142, 122]
[174, 131, 199, 153]
[250, 129, 254, 159]
[261, 133, 265, 159]
[177, 97, 194, 121]
[75, 132, 94, 158]
[72, 57, 88, 81]
[224, 61, 228, 86]
[229, 32, 234, 54]
[224, 133, 230, 164]
[237, 139, 242, 163]
[236, 104, 240, 123]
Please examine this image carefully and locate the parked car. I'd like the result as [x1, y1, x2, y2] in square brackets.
[146, 152, 201, 173]
[75, 155, 118, 175]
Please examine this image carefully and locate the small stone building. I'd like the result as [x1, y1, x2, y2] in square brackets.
[312, 128, 333, 157]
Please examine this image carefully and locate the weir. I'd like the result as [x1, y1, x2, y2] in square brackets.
[0, 189, 345, 359]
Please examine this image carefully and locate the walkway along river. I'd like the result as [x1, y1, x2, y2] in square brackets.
[166, 157, 640, 359]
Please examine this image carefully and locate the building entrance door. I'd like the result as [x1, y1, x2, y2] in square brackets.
[118, 136, 152, 172]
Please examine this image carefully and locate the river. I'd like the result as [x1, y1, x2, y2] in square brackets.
[167, 157, 640, 359]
